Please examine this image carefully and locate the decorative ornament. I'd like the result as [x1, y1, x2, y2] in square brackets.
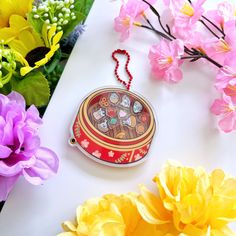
[69, 49, 156, 167]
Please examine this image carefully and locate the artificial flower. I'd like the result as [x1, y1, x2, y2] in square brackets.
[215, 52, 236, 91]
[114, 0, 156, 42]
[148, 39, 184, 83]
[223, 85, 236, 102]
[58, 193, 158, 236]
[153, 161, 236, 232]
[170, 0, 206, 39]
[206, 1, 236, 29]
[0, 43, 27, 88]
[0, 15, 63, 76]
[0, 91, 59, 201]
[31, 0, 78, 32]
[205, 21, 236, 64]
[0, 0, 33, 28]
[211, 93, 236, 132]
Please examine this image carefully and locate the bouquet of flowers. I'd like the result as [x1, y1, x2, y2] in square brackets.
[0, 0, 94, 202]
[0, 0, 93, 108]
[114, 0, 236, 133]
[58, 161, 236, 235]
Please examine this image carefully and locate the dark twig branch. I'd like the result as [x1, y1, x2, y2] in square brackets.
[140, 0, 223, 68]
[199, 20, 220, 39]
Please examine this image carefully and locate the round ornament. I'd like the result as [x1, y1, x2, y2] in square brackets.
[69, 50, 157, 167]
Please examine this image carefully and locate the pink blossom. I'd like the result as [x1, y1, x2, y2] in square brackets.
[205, 21, 236, 64]
[170, 0, 206, 39]
[206, 1, 236, 29]
[0, 92, 59, 201]
[210, 94, 236, 133]
[148, 39, 184, 83]
[224, 85, 236, 103]
[215, 52, 236, 90]
[114, 0, 156, 42]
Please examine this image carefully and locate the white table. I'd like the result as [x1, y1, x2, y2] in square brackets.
[0, 0, 235, 235]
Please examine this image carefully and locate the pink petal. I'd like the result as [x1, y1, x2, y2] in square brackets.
[22, 147, 59, 185]
[210, 99, 227, 115]
[167, 67, 183, 83]
[218, 112, 236, 133]
[0, 174, 20, 201]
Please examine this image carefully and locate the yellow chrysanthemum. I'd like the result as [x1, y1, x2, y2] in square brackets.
[58, 194, 158, 236]
[0, 0, 33, 28]
[140, 161, 236, 235]
[0, 15, 63, 76]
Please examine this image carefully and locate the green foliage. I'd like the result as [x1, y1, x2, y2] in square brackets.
[27, 11, 44, 34]
[11, 71, 50, 107]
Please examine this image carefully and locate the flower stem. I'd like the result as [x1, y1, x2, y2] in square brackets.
[141, 0, 224, 69]
[201, 15, 226, 38]
[142, 0, 176, 40]
[199, 19, 220, 39]
[202, 54, 223, 68]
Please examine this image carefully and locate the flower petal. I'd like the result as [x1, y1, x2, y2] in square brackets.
[22, 147, 59, 185]
[218, 112, 236, 133]
[0, 145, 12, 158]
[0, 174, 20, 201]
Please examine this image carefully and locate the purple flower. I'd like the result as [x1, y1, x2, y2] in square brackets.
[0, 92, 59, 201]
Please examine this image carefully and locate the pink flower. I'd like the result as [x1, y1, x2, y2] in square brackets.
[148, 39, 184, 83]
[215, 52, 236, 90]
[224, 85, 236, 103]
[0, 92, 59, 201]
[206, 1, 236, 29]
[211, 94, 236, 133]
[205, 21, 236, 64]
[170, 0, 206, 39]
[114, 0, 156, 42]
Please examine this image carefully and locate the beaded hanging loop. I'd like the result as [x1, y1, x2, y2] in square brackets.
[112, 49, 133, 91]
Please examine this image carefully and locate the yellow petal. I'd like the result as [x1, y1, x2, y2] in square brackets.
[0, 0, 33, 28]
[53, 31, 63, 45]
[42, 23, 49, 47]
[8, 39, 28, 56]
[9, 14, 29, 31]
[48, 25, 57, 45]
[20, 65, 34, 76]
[62, 221, 77, 232]
[0, 28, 18, 43]
[57, 233, 77, 236]
[18, 30, 37, 52]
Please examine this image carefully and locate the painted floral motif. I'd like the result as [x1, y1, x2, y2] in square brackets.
[92, 150, 101, 158]
[108, 151, 115, 157]
[81, 139, 89, 149]
[134, 153, 143, 161]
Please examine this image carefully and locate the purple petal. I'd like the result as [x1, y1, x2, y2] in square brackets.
[0, 174, 20, 201]
[0, 154, 36, 177]
[22, 147, 59, 185]
[2, 121, 14, 146]
[7, 91, 25, 108]
[0, 145, 12, 158]
[26, 105, 43, 126]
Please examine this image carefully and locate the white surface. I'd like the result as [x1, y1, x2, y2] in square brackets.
[1, 0, 236, 235]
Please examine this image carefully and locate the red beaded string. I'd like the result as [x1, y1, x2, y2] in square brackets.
[112, 49, 133, 91]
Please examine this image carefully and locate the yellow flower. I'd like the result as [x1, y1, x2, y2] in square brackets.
[0, 15, 62, 76]
[0, 0, 33, 28]
[58, 194, 158, 236]
[149, 161, 236, 235]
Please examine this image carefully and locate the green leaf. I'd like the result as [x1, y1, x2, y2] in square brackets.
[0, 81, 12, 95]
[27, 12, 44, 34]
[11, 71, 50, 107]
[81, 0, 95, 16]
[62, 2, 86, 38]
